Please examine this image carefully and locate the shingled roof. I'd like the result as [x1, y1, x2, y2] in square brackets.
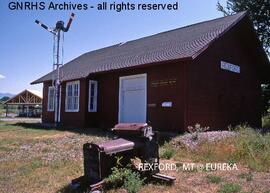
[32, 12, 248, 84]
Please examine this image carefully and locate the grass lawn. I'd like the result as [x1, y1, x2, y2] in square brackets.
[0, 104, 5, 115]
[0, 120, 270, 193]
[0, 121, 112, 193]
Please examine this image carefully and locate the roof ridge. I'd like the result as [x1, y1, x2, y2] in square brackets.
[151, 11, 247, 37]
[82, 12, 247, 55]
[31, 11, 250, 84]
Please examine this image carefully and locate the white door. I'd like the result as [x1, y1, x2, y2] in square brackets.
[119, 74, 147, 123]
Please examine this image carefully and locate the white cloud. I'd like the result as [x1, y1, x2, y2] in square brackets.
[0, 74, 5, 79]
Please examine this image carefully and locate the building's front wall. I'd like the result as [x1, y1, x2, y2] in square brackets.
[42, 79, 87, 128]
[42, 82, 54, 124]
[42, 18, 264, 131]
[86, 62, 187, 132]
[60, 79, 87, 128]
[187, 18, 262, 129]
[42, 62, 187, 131]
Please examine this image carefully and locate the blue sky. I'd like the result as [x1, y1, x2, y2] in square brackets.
[0, 0, 226, 94]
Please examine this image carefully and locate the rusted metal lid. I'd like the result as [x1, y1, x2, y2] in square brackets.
[113, 123, 148, 131]
[97, 138, 143, 154]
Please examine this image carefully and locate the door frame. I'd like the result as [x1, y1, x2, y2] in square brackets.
[118, 73, 147, 123]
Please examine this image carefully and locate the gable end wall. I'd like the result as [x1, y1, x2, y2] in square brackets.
[187, 18, 262, 129]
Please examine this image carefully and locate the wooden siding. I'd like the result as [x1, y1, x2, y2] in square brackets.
[42, 82, 54, 123]
[86, 62, 187, 132]
[43, 62, 186, 131]
[186, 17, 262, 129]
[41, 17, 265, 131]
[42, 80, 87, 128]
[60, 79, 87, 128]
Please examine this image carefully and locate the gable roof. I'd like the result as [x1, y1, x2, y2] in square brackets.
[4, 89, 42, 105]
[32, 12, 249, 84]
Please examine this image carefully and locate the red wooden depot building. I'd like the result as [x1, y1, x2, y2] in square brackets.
[32, 12, 270, 132]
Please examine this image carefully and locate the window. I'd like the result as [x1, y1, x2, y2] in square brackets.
[47, 86, 55, 111]
[65, 81, 80, 112]
[88, 80, 98, 112]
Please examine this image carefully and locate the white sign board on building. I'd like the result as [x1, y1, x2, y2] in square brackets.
[162, 101, 172, 107]
[220, 61, 240, 73]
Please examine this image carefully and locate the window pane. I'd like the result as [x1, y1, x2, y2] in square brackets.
[74, 84, 79, 96]
[89, 81, 97, 112]
[91, 83, 95, 97]
[67, 85, 72, 96]
[49, 88, 54, 97]
[67, 97, 72, 110]
[73, 97, 78, 110]
[90, 96, 94, 110]
[66, 82, 80, 111]
[48, 87, 55, 111]
[49, 94, 54, 110]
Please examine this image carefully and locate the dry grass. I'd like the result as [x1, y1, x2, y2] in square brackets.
[140, 164, 270, 193]
[0, 121, 270, 193]
[0, 121, 111, 193]
[154, 126, 270, 193]
[170, 127, 270, 172]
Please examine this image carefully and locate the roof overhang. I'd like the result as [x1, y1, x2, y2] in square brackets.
[31, 56, 193, 84]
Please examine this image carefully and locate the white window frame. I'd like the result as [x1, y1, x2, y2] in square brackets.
[88, 80, 98, 112]
[47, 86, 55, 112]
[65, 80, 80, 112]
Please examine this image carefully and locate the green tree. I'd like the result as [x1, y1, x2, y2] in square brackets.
[0, 96, 10, 102]
[217, 0, 269, 54]
[262, 84, 270, 115]
[217, 0, 270, 115]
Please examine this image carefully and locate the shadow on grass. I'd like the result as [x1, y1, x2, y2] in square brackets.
[57, 185, 89, 193]
[11, 122, 115, 138]
[157, 131, 179, 146]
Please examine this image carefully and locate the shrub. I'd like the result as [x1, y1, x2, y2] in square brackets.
[206, 175, 222, 184]
[162, 124, 270, 172]
[262, 114, 270, 129]
[233, 126, 270, 171]
[186, 137, 236, 163]
[160, 142, 176, 159]
[160, 148, 175, 159]
[237, 172, 253, 181]
[218, 183, 241, 193]
[123, 171, 144, 193]
[187, 123, 209, 141]
[106, 167, 126, 188]
[106, 166, 145, 193]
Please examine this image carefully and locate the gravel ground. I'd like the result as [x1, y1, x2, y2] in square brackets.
[172, 131, 237, 149]
[0, 129, 237, 163]
[0, 131, 111, 163]
[0, 117, 41, 123]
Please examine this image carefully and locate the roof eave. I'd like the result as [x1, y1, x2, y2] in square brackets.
[31, 57, 193, 84]
[31, 78, 50, 85]
[31, 81, 41, 85]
